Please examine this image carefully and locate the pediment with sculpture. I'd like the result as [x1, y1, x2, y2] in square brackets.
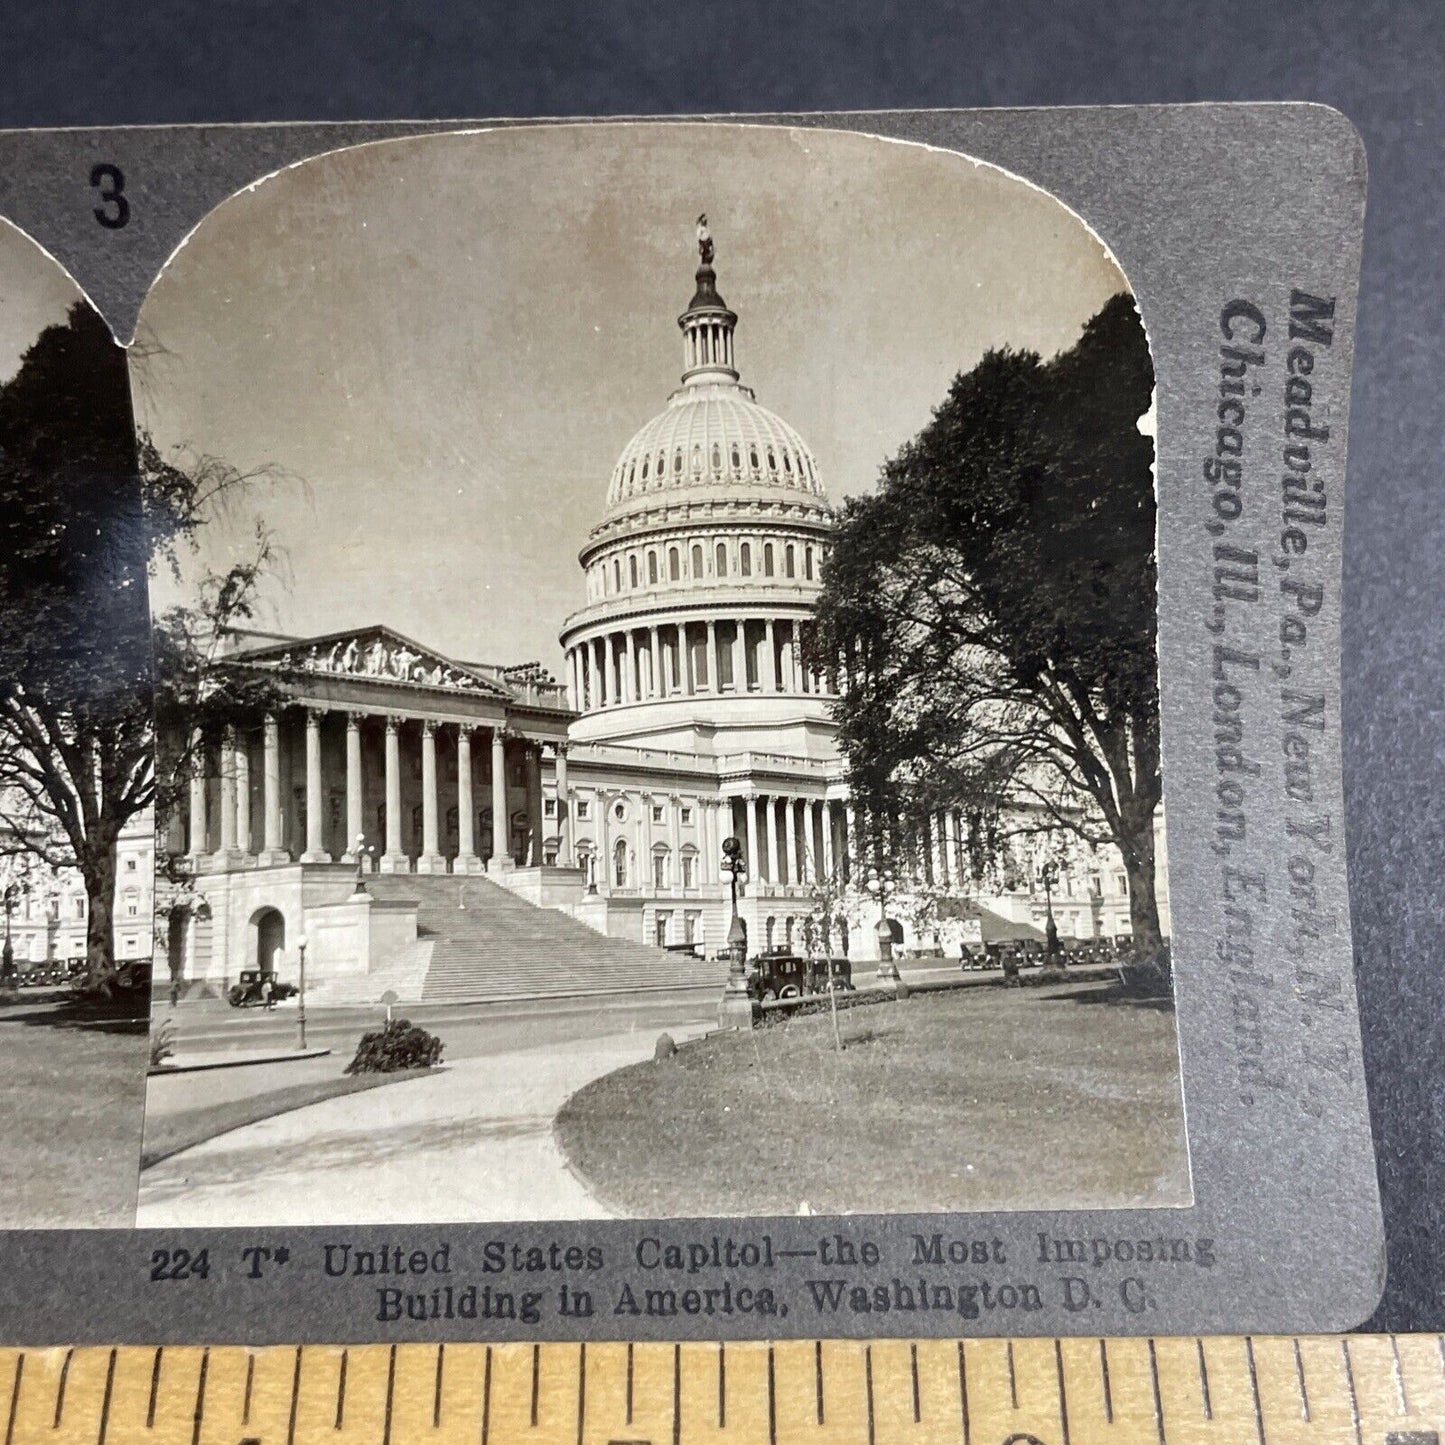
[230, 626, 514, 700]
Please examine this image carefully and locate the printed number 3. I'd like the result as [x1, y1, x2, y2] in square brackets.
[90, 163, 129, 229]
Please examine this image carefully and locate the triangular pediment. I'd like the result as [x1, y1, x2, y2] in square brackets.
[228, 625, 514, 700]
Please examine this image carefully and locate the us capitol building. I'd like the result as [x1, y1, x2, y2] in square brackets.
[163, 226, 1155, 1002]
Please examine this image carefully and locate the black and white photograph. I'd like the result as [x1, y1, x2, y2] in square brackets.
[130, 124, 1187, 1227]
[0, 219, 153, 1227]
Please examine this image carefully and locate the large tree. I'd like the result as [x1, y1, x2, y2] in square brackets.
[809, 293, 1163, 955]
[0, 303, 278, 983]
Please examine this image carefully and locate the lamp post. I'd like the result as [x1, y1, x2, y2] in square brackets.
[295, 934, 309, 1051]
[718, 835, 757, 1029]
[351, 834, 373, 895]
[866, 864, 901, 984]
[1, 881, 20, 988]
[1039, 860, 1061, 962]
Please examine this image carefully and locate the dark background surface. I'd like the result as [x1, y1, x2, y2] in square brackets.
[1, 0, 1439, 1331]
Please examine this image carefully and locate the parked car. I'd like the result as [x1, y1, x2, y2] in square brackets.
[747, 949, 854, 1001]
[226, 969, 299, 1008]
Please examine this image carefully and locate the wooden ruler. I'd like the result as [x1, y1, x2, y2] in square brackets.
[1, 1336, 1442, 1445]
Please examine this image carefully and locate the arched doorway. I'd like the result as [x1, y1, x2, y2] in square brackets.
[253, 908, 285, 972]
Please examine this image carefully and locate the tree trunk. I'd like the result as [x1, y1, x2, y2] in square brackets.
[1120, 822, 1163, 963]
[80, 824, 120, 987]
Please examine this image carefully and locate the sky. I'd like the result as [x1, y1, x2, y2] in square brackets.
[0, 217, 87, 384]
[135, 123, 1129, 676]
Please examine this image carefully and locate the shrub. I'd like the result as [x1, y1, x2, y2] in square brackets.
[346, 1018, 444, 1075]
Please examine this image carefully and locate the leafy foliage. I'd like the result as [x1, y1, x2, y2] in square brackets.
[809, 294, 1164, 950]
[0, 303, 286, 978]
[346, 1018, 445, 1075]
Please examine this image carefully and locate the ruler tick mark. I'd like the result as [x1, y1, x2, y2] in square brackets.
[767, 1347, 777, 1445]
[577, 1343, 586, 1445]
[146, 1346, 162, 1429]
[1392, 1333, 1409, 1413]
[53, 1347, 73, 1428]
[1100, 1340, 1114, 1424]
[3, 1355, 20, 1445]
[673, 1343, 682, 1445]
[815, 1341, 824, 1425]
[1245, 1338, 1265, 1445]
[626, 1343, 634, 1425]
[912, 1343, 922, 1424]
[1342, 1338, 1364, 1445]
[481, 1346, 492, 1445]
[718, 1342, 726, 1430]
[191, 1348, 208, 1445]
[1148, 1338, 1165, 1445]
[383, 1345, 399, 1444]
[1196, 1340, 1212, 1420]
[1007, 1342, 1018, 1409]
[1293, 1339, 1310, 1421]
[865, 1346, 876, 1445]
[958, 1342, 971, 1445]
[436, 1343, 446, 1429]
[532, 1344, 541, 1428]
[242, 1351, 254, 1425]
[286, 1345, 302, 1445]
[1055, 1340, 1070, 1445]
[336, 1349, 348, 1429]
[96, 1348, 116, 1445]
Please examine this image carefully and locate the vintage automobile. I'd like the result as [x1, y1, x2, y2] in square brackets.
[747, 949, 854, 1001]
[226, 969, 299, 1009]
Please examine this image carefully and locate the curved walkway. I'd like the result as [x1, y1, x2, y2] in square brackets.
[135, 1024, 709, 1226]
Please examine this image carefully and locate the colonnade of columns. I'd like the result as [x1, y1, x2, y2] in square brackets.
[567, 616, 835, 711]
[734, 795, 850, 889]
[185, 712, 562, 875]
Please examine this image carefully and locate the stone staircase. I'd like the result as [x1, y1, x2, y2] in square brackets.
[305, 939, 435, 1007]
[359, 873, 726, 1005]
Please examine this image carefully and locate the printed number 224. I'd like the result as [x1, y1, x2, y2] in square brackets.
[150, 1248, 209, 1281]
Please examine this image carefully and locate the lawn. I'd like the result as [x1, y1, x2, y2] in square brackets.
[555, 980, 1190, 1217]
[0, 995, 149, 1227]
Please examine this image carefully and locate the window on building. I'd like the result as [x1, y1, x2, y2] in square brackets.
[648, 552, 658, 584]
[785, 544, 796, 578]
[614, 839, 629, 887]
[629, 555, 638, 588]
[123, 890, 139, 918]
[764, 543, 775, 577]
[716, 542, 727, 576]
[125, 856, 137, 872]
[544, 842, 559, 866]
[680, 806, 693, 825]
[652, 851, 668, 889]
[651, 804, 665, 824]
[691, 544, 704, 577]
[684, 911, 699, 942]
[612, 559, 621, 592]
[74, 898, 85, 920]
[544, 798, 557, 818]
[681, 853, 697, 888]
[669, 548, 680, 581]
[740, 542, 751, 576]
[805, 547, 814, 581]
[576, 799, 591, 820]
[655, 912, 670, 947]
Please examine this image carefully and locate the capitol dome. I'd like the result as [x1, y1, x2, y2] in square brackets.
[605, 390, 825, 516]
[560, 218, 840, 752]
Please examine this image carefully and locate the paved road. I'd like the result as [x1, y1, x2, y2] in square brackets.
[137, 988, 719, 1226]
